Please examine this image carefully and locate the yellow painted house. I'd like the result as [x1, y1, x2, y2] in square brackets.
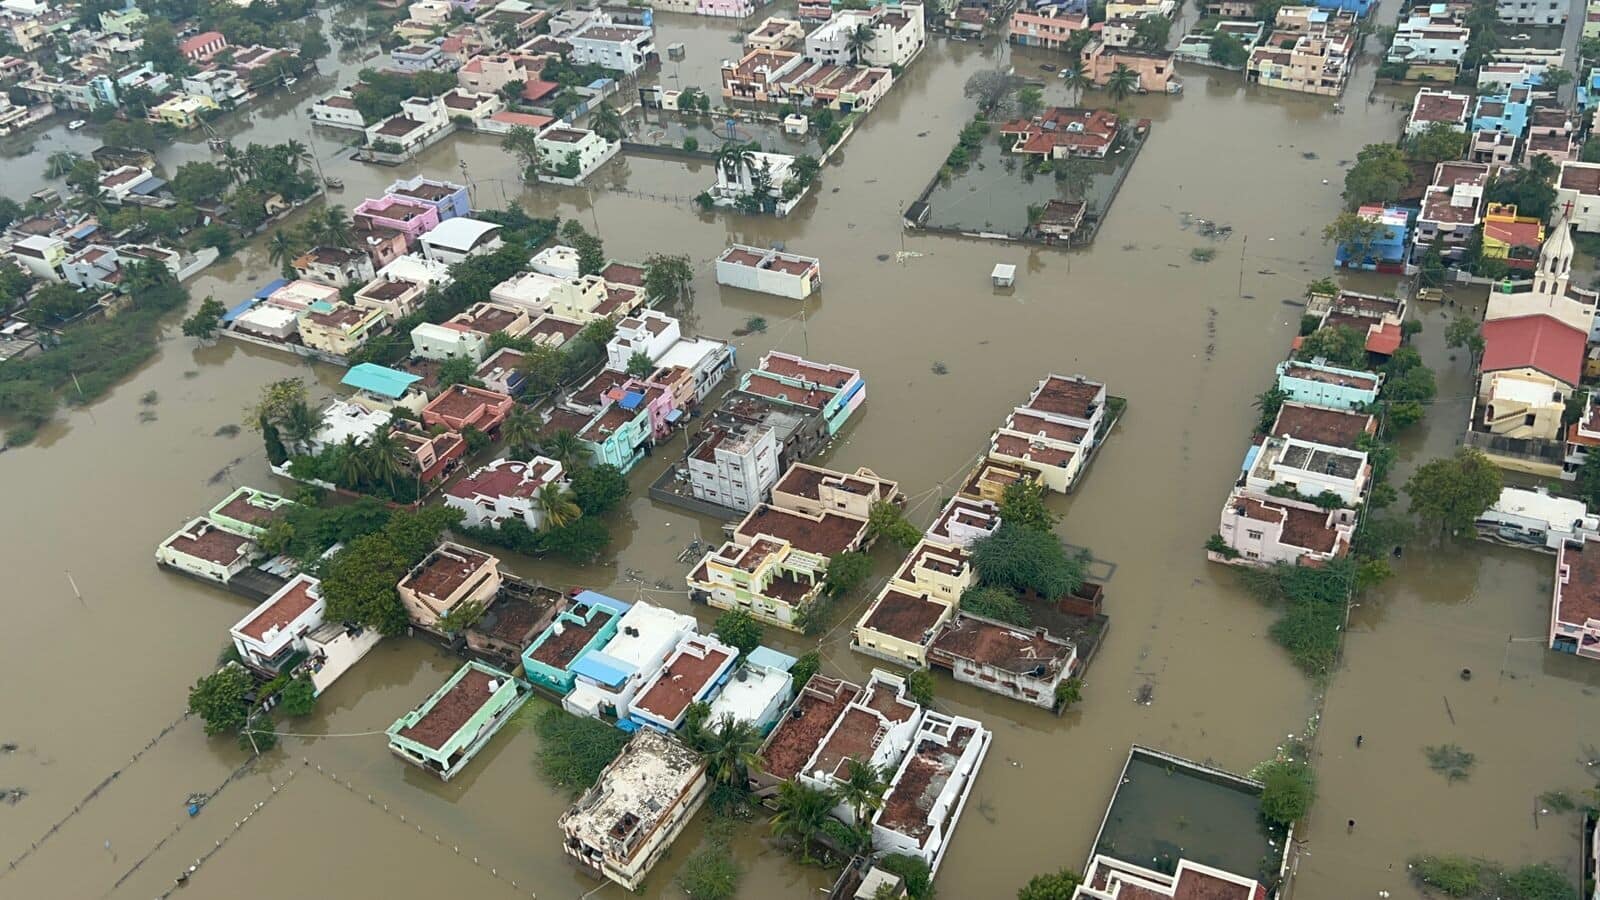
[1481, 203, 1545, 269]
[852, 539, 975, 667]
[148, 93, 218, 129]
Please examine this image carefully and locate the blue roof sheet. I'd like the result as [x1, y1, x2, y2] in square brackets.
[571, 650, 633, 688]
[573, 590, 631, 615]
[128, 176, 166, 196]
[342, 362, 422, 399]
[746, 645, 797, 673]
[253, 278, 287, 300]
[222, 298, 257, 323]
[619, 390, 645, 410]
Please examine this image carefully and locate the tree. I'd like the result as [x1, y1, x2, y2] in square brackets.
[181, 296, 227, 341]
[1541, 65, 1574, 91]
[1106, 64, 1139, 106]
[1018, 869, 1083, 900]
[1017, 85, 1044, 118]
[361, 428, 411, 496]
[1208, 29, 1248, 68]
[320, 507, 460, 634]
[139, 20, 189, 74]
[1255, 386, 1288, 433]
[1257, 758, 1315, 826]
[970, 522, 1085, 598]
[999, 479, 1058, 532]
[1444, 315, 1484, 367]
[1323, 211, 1385, 266]
[625, 351, 654, 378]
[1405, 121, 1468, 164]
[501, 404, 541, 457]
[540, 428, 587, 469]
[905, 669, 935, 706]
[676, 841, 740, 900]
[846, 21, 875, 64]
[713, 609, 763, 657]
[642, 252, 693, 303]
[822, 550, 872, 597]
[570, 462, 628, 515]
[867, 500, 920, 548]
[1297, 325, 1368, 368]
[768, 779, 838, 861]
[1132, 15, 1169, 50]
[692, 711, 764, 786]
[1404, 448, 1503, 540]
[790, 651, 820, 688]
[44, 150, 80, 180]
[560, 219, 605, 275]
[1055, 157, 1094, 199]
[961, 585, 1032, 626]
[171, 161, 232, 204]
[1486, 165, 1558, 221]
[876, 854, 934, 900]
[502, 125, 542, 180]
[540, 516, 612, 562]
[189, 664, 254, 736]
[838, 758, 890, 826]
[437, 355, 479, 388]
[534, 706, 630, 791]
[963, 69, 1021, 115]
[277, 676, 317, 717]
[267, 229, 305, 277]
[1061, 60, 1088, 104]
[1343, 144, 1410, 211]
[536, 482, 581, 530]
[1054, 677, 1083, 709]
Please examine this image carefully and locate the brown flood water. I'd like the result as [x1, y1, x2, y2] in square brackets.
[2, 5, 1595, 898]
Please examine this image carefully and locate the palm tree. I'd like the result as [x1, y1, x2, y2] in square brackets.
[278, 400, 323, 455]
[1061, 60, 1087, 105]
[267, 229, 305, 276]
[320, 205, 353, 247]
[768, 779, 838, 862]
[695, 713, 764, 787]
[362, 428, 411, 496]
[846, 22, 875, 65]
[536, 482, 581, 530]
[283, 139, 311, 169]
[1106, 64, 1139, 107]
[502, 404, 540, 456]
[70, 188, 110, 220]
[44, 150, 79, 180]
[836, 758, 890, 826]
[541, 429, 586, 469]
[219, 142, 246, 184]
[588, 100, 624, 141]
[331, 435, 368, 487]
[714, 142, 758, 186]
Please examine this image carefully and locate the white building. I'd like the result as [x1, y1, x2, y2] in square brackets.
[1476, 486, 1600, 552]
[626, 633, 739, 731]
[1556, 161, 1600, 235]
[10, 234, 66, 281]
[311, 90, 366, 130]
[365, 95, 451, 154]
[710, 151, 805, 217]
[230, 574, 325, 673]
[1244, 435, 1370, 507]
[181, 69, 247, 105]
[1388, 11, 1468, 67]
[418, 217, 503, 265]
[411, 320, 488, 362]
[377, 252, 454, 287]
[530, 244, 582, 279]
[535, 123, 620, 186]
[294, 246, 375, 288]
[1496, 0, 1564, 26]
[798, 670, 923, 821]
[871, 710, 991, 874]
[489, 269, 609, 319]
[443, 457, 568, 531]
[705, 645, 796, 730]
[924, 495, 1001, 548]
[308, 398, 391, 453]
[606, 310, 681, 371]
[804, 4, 924, 69]
[563, 600, 699, 721]
[1211, 487, 1356, 568]
[155, 518, 256, 584]
[715, 244, 821, 299]
[568, 20, 656, 75]
[1406, 87, 1470, 136]
[686, 419, 780, 513]
[558, 729, 708, 891]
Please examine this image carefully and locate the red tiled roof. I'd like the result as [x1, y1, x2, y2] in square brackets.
[1480, 314, 1586, 386]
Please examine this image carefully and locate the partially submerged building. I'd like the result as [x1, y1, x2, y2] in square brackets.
[625, 633, 738, 732]
[558, 728, 709, 890]
[1552, 537, 1600, 659]
[872, 711, 992, 874]
[522, 591, 631, 694]
[155, 517, 256, 585]
[927, 613, 1078, 709]
[385, 660, 529, 781]
[714, 243, 822, 299]
[230, 574, 325, 675]
[396, 543, 502, 633]
[563, 600, 698, 722]
[705, 645, 797, 732]
[1476, 486, 1599, 552]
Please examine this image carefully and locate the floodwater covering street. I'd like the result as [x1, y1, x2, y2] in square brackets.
[1, 1, 1596, 898]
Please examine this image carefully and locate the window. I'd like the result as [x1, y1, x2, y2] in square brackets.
[1246, 551, 1260, 559]
[1246, 529, 1264, 540]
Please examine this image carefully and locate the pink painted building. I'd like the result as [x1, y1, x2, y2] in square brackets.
[421, 384, 515, 433]
[1008, 7, 1087, 51]
[354, 196, 441, 248]
[602, 379, 676, 441]
[1552, 536, 1600, 659]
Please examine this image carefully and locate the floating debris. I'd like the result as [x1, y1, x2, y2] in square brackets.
[876, 253, 890, 261]
[0, 787, 27, 805]
[1301, 151, 1318, 160]
[1191, 247, 1217, 263]
[139, 391, 159, 406]
[1136, 683, 1154, 705]
[931, 361, 949, 375]
[213, 424, 240, 438]
[138, 410, 157, 424]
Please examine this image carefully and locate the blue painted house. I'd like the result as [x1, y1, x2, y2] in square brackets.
[742, 351, 866, 435]
[577, 396, 653, 472]
[1315, 0, 1374, 16]
[1579, 70, 1600, 112]
[1471, 85, 1533, 136]
[1334, 204, 1409, 273]
[1275, 358, 1384, 409]
[520, 591, 630, 694]
[385, 175, 471, 222]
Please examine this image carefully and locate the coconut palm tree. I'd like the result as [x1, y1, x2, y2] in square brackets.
[267, 229, 305, 277]
[278, 400, 323, 455]
[1106, 64, 1139, 107]
[362, 428, 412, 496]
[320, 205, 353, 247]
[501, 404, 541, 456]
[695, 713, 764, 787]
[44, 150, 80, 180]
[283, 139, 311, 170]
[536, 482, 581, 530]
[836, 758, 890, 826]
[1061, 60, 1087, 105]
[541, 429, 586, 470]
[219, 141, 250, 184]
[768, 779, 838, 862]
[588, 100, 624, 141]
[714, 142, 758, 186]
[846, 22, 875, 65]
[331, 435, 368, 487]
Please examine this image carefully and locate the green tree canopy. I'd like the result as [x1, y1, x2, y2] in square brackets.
[1404, 121, 1468, 164]
[1342, 144, 1410, 210]
[999, 478, 1059, 532]
[1404, 448, 1502, 540]
[822, 550, 872, 597]
[1257, 757, 1315, 826]
[712, 608, 764, 657]
[1018, 868, 1083, 900]
[1297, 325, 1368, 368]
[188, 664, 254, 736]
[970, 522, 1085, 598]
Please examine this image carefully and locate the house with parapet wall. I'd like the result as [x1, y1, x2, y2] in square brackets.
[706, 645, 797, 732]
[342, 363, 429, 415]
[1243, 434, 1371, 507]
[567, 19, 656, 75]
[1334, 204, 1408, 272]
[563, 600, 699, 723]
[871, 710, 992, 874]
[1210, 487, 1356, 567]
[715, 244, 822, 299]
[558, 728, 708, 891]
[576, 395, 654, 471]
[298, 302, 386, 357]
[1071, 855, 1272, 899]
[1084, 41, 1178, 93]
[606, 310, 681, 370]
[682, 418, 782, 514]
[755, 673, 863, 788]
[208, 486, 294, 538]
[1553, 537, 1600, 659]
[852, 539, 971, 667]
[534, 122, 621, 186]
[741, 350, 864, 435]
[156, 518, 256, 584]
[1305, 288, 1407, 360]
[230, 574, 325, 675]
[386, 660, 529, 781]
[1009, 5, 1088, 50]
[625, 633, 738, 732]
[385, 175, 471, 221]
[396, 542, 502, 632]
[1414, 160, 1489, 263]
[462, 580, 566, 672]
[1274, 358, 1383, 409]
[796, 670, 924, 822]
[1475, 486, 1600, 551]
[444, 457, 568, 531]
[521, 590, 631, 693]
[421, 383, 515, 433]
[925, 494, 1001, 548]
[354, 195, 441, 248]
[986, 373, 1107, 493]
[928, 612, 1078, 708]
[746, 16, 804, 50]
[803, 4, 925, 70]
[771, 462, 899, 519]
[1266, 401, 1376, 450]
[1247, 6, 1356, 96]
[1407, 87, 1469, 136]
[293, 246, 375, 288]
[1556, 162, 1600, 234]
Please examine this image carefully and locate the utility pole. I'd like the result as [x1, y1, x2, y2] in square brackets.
[1237, 234, 1248, 298]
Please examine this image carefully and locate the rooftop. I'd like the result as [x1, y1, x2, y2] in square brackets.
[560, 729, 705, 852]
[1557, 537, 1600, 628]
[212, 488, 290, 529]
[164, 519, 252, 565]
[757, 351, 858, 389]
[235, 576, 321, 642]
[1268, 402, 1373, 449]
[1280, 361, 1378, 391]
[735, 504, 865, 557]
[402, 544, 495, 602]
[1480, 313, 1587, 386]
[1275, 439, 1363, 480]
[632, 636, 735, 723]
[877, 720, 979, 841]
[395, 667, 499, 750]
[761, 675, 861, 780]
[863, 588, 949, 642]
[1026, 374, 1103, 419]
[931, 613, 1073, 675]
[530, 598, 624, 668]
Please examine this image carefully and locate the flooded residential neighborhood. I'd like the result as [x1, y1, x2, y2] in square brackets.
[1, 0, 1598, 898]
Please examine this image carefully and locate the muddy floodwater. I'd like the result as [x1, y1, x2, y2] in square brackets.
[2, 4, 1597, 899]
